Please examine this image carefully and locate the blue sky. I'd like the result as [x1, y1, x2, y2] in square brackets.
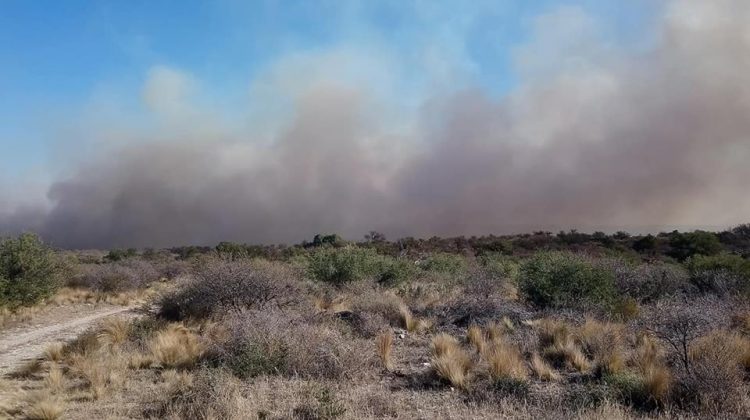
[0, 0, 660, 181]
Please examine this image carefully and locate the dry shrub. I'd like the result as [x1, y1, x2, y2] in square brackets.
[158, 259, 300, 321]
[530, 352, 559, 381]
[466, 324, 486, 353]
[577, 318, 626, 374]
[574, 401, 635, 420]
[484, 338, 528, 382]
[350, 289, 403, 326]
[23, 392, 64, 420]
[376, 330, 394, 371]
[150, 323, 205, 369]
[158, 368, 250, 420]
[215, 310, 369, 380]
[69, 259, 159, 292]
[679, 329, 747, 412]
[43, 343, 64, 362]
[430, 333, 473, 388]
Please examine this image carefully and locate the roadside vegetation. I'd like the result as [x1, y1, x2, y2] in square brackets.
[2, 225, 750, 418]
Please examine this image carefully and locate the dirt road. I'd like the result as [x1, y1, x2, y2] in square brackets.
[0, 305, 135, 377]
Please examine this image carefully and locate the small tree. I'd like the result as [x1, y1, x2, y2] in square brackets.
[0, 233, 61, 308]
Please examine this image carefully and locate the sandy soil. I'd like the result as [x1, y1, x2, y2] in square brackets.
[0, 304, 136, 377]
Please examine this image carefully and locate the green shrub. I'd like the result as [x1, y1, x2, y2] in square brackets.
[478, 253, 519, 281]
[0, 233, 61, 308]
[421, 253, 467, 276]
[377, 258, 417, 287]
[685, 253, 750, 295]
[604, 372, 654, 409]
[307, 246, 382, 285]
[667, 231, 723, 261]
[518, 252, 616, 310]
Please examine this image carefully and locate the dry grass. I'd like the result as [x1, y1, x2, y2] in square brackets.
[68, 353, 126, 400]
[0, 306, 40, 329]
[10, 358, 44, 379]
[128, 353, 155, 369]
[731, 311, 750, 335]
[430, 334, 473, 388]
[577, 318, 626, 374]
[483, 338, 528, 381]
[398, 305, 430, 333]
[314, 295, 350, 314]
[431, 333, 460, 357]
[642, 364, 672, 403]
[632, 333, 662, 373]
[530, 352, 559, 381]
[23, 392, 65, 420]
[162, 369, 195, 394]
[150, 323, 205, 369]
[466, 324, 486, 353]
[535, 319, 591, 372]
[376, 330, 394, 371]
[43, 343, 64, 362]
[44, 365, 66, 393]
[98, 317, 131, 348]
[51, 286, 159, 307]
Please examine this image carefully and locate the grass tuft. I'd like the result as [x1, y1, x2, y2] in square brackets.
[530, 352, 559, 381]
[150, 323, 204, 369]
[376, 330, 394, 371]
[430, 333, 473, 389]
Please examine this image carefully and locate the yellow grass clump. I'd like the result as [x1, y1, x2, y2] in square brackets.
[44, 365, 66, 393]
[642, 364, 672, 403]
[43, 343, 64, 362]
[98, 317, 131, 348]
[376, 330, 394, 371]
[535, 319, 591, 372]
[431, 333, 460, 357]
[23, 392, 65, 420]
[484, 339, 528, 381]
[398, 305, 431, 333]
[150, 323, 205, 369]
[466, 324, 486, 354]
[430, 334, 473, 389]
[577, 318, 626, 374]
[632, 332, 671, 403]
[530, 352, 559, 381]
[68, 353, 126, 400]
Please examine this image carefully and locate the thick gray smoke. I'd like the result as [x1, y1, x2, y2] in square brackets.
[2, 0, 750, 248]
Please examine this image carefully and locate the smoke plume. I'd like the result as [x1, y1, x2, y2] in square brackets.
[2, 0, 750, 248]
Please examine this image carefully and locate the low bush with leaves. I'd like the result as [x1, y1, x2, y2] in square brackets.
[0, 233, 61, 308]
[519, 252, 617, 310]
[306, 246, 383, 285]
[685, 253, 750, 296]
[420, 253, 468, 276]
